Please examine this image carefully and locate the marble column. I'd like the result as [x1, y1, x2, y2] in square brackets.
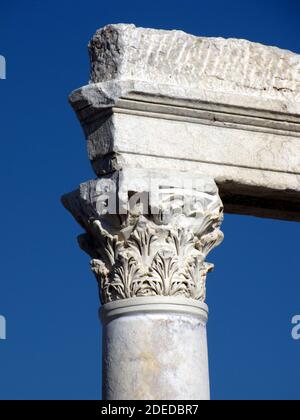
[101, 297, 210, 400]
[62, 21, 300, 400]
[62, 169, 224, 400]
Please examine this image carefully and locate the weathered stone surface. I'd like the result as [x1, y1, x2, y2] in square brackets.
[69, 24, 300, 222]
[101, 297, 210, 400]
[88, 24, 300, 107]
[62, 170, 224, 304]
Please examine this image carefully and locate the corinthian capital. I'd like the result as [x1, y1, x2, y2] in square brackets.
[62, 169, 224, 304]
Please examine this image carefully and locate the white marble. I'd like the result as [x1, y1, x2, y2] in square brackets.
[101, 297, 210, 400]
[62, 170, 224, 305]
[62, 24, 300, 401]
[62, 171, 223, 400]
[69, 24, 300, 221]
[88, 24, 300, 109]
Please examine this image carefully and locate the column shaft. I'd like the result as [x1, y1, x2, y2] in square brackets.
[101, 298, 210, 400]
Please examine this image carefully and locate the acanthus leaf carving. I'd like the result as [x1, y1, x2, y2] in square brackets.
[62, 173, 224, 304]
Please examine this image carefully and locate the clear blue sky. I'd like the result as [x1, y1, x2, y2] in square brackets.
[0, 0, 300, 400]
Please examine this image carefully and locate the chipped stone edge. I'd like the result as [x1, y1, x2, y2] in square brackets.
[69, 80, 300, 118]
